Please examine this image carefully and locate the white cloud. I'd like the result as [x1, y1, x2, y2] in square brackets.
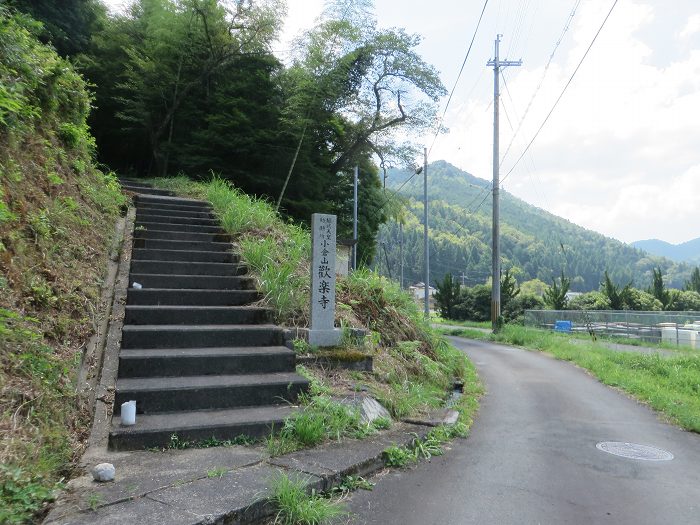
[438, 0, 700, 244]
[679, 14, 700, 40]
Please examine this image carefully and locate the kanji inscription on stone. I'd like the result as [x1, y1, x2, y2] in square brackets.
[310, 213, 338, 341]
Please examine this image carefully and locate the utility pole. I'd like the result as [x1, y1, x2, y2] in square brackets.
[487, 34, 521, 332]
[423, 147, 429, 318]
[399, 222, 404, 289]
[382, 242, 392, 279]
[352, 166, 358, 270]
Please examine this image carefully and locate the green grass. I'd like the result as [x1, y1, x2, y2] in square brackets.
[150, 176, 484, 453]
[266, 394, 386, 456]
[441, 324, 700, 432]
[432, 317, 491, 329]
[269, 473, 346, 525]
[151, 176, 309, 322]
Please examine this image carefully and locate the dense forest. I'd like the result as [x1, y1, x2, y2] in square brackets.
[376, 161, 694, 291]
[8, 0, 445, 263]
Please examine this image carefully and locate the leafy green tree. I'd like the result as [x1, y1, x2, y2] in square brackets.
[685, 267, 700, 293]
[277, 0, 446, 206]
[500, 269, 520, 310]
[107, 0, 282, 176]
[543, 272, 570, 310]
[624, 288, 662, 311]
[600, 271, 632, 310]
[503, 293, 545, 324]
[647, 267, 676, 310]
[453, 284, 491, 322]
[671, 290, 700, 311]
[10, 0, 106, 57]
[434, 273, 461, 319]
[568, 291, 611, 311]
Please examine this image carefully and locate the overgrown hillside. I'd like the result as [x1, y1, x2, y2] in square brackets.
[0, 11, 125, 523]
[379, 161, 692, 291]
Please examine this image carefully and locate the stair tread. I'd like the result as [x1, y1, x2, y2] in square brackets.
[116, 371, 307, 390]
[132, 259, 243, 266]
[121, 323, 279, 331]
[135, 194, 208, 204]
[128, 273, 249, 279]
[120, 346, 294, 358]
[133, 248, 233, 256]
[127, 288, 256, 293]
[109, 405, 294, 434]
[125, 304, 267, 310]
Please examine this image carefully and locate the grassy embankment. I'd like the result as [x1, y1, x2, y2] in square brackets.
[439, 324, 700, 432]
[1, 12, 126, 524]
[151, 176, 483, 450]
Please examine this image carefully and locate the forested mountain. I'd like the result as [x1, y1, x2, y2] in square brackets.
[632, 238, 700, 264]
[376, 161, 693, 291]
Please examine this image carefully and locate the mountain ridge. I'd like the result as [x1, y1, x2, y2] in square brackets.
[631, 238, 700, 263]
[378, 161, 693, 291]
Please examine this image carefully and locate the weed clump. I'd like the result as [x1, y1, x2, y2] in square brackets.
[269, 474, 347, 525]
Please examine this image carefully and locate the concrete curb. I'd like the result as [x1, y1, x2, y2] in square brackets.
[44, 423, 432, 525]
[83, 206, 135, 458]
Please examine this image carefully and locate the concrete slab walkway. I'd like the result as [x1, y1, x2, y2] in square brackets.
[44, 423, 431, 525]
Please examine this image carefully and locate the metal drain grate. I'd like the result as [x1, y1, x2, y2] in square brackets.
[596, 441, 674, 461]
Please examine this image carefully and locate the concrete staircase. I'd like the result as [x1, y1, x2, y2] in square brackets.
[109, 180, 309, 450]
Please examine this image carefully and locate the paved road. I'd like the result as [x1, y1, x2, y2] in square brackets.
[347, 337, 700, 524]
[433, 323, 681, 357]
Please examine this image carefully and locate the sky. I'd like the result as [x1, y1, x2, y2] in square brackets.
[103, 0, 700, 245]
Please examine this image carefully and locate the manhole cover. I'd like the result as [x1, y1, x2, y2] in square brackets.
[596, 441, 674, 461]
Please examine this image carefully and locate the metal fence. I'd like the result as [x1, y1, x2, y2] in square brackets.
[524, 310, 700, 348]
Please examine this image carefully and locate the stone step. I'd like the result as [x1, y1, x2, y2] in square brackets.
[134, 221, 222, 233]
[126, 289, 260, 306]
[132, 248, 237, 263]
[134, 212, 220, 226]
[121, 185, 175, 197]
[136, 206, 214, 219]
[130, 260, 246, 276]
[108, 405, 294, 450]
[118, 179, 152, 189]
[135, 194, 209, 207]
[133, 229, 233, 243]
[118, 346, 295, 378]
[124, 305, 270, 325]
[127, 273, 255, 290]
[132, 238, 232, 252]
[114, 372, 309, 414]
[137, 202, 214, 215]
[120, 324, 284, 349]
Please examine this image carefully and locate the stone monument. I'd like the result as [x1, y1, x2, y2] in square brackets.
[308, 213, 342, 346]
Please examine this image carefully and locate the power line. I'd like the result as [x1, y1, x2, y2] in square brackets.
[428, 0, 490, 156]
[500, 0, 619, 186]
[500, 0, 582, 167]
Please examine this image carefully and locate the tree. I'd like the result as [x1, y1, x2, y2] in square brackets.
[624, 288, 662, 311]
[434, 273, 461, 319]
[500, 269, 520, 310]
[647, 267, 676, 310]
[503, 293, 545, 324]
[277, 0, 446, 206]
[543, 272, 570, 310]
[671, 290, 700, 311]
[685, 267, 700, 293]
[600, 270, 632, 310]
[112, 0, 283, 176]
[10, 0, 106, 57]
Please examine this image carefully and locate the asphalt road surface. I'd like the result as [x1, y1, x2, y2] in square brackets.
[347, 337, 700, 524]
